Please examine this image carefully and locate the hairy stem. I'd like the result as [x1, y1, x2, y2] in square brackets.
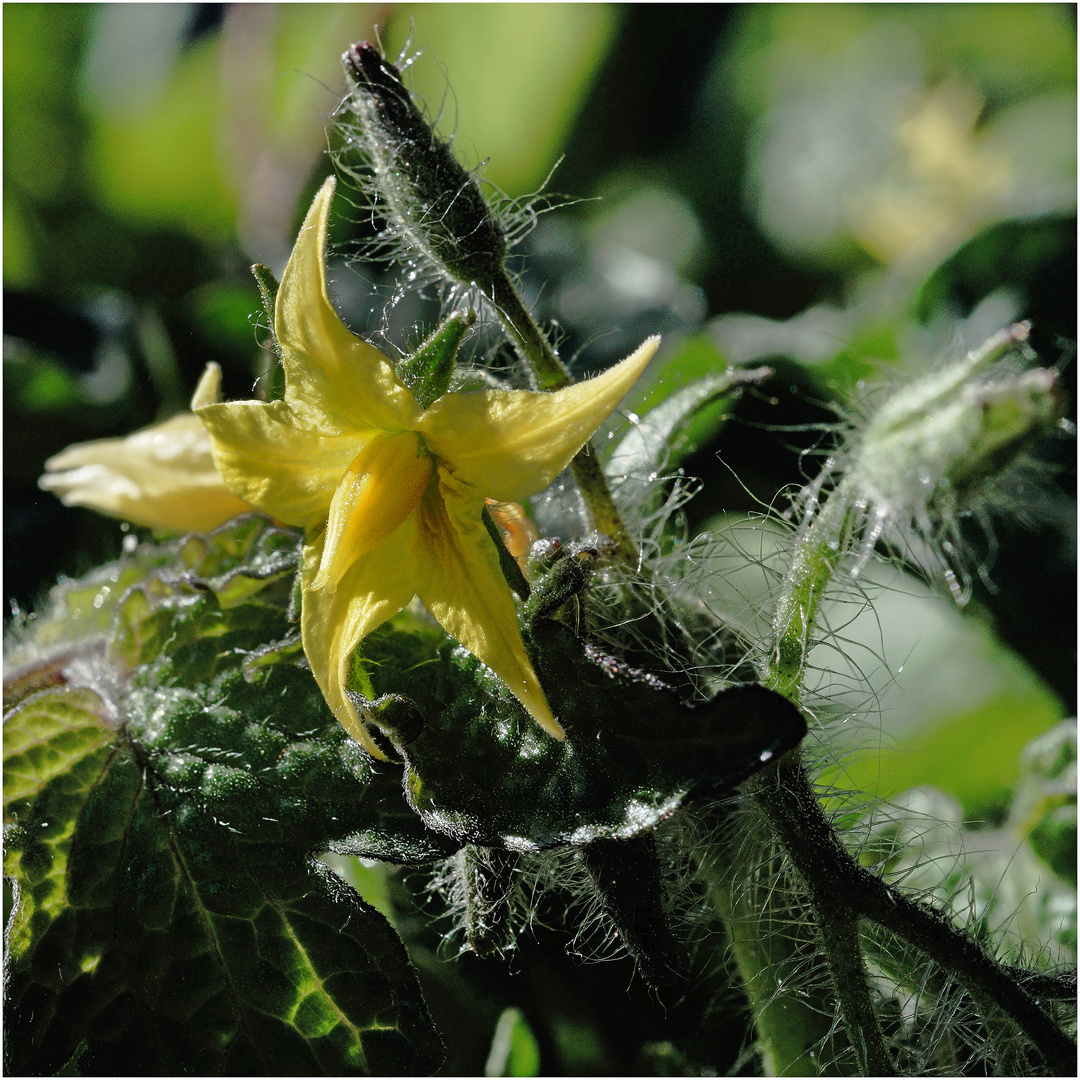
[752, 755, 894, 1076]
[485, 269, 571, 393]
[814, 903, 896, 1075]
[862, 873, 1075, 1072]
[765, 496, 851, 700]
[697, 805, 843, 1076]
[754, 754, 1076, 1074]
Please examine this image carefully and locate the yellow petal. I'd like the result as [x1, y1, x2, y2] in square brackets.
[300, 521, 419, 759]
[419, 336, 659, 502]
[39, 413, 250, 533]
[314, 431, 433, 591]
[190, 362, 223, 410]
[196, 399, 360, 529]
[414, 470, 564, 739]
[277, 176, 422, 436]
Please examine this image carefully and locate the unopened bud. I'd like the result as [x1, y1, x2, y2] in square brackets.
[945, 367, 1062, 501]
[768, 322, 1064, 694]
[339, 43, 508, 290]
[849, 323, 1062, 520]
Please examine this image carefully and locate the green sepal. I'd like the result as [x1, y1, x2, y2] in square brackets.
[251, 262, 279, 329]
[580, 834, 680, 988]
[396, 310, 475, 410]
[609, 364, 772, 509]
[483, 504, 531, 600]
[251, 263, 285, 400]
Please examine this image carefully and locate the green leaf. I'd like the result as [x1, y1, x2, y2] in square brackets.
[1009, 719, 1077, 885]
[3, 686, 118, 991]
[4, 516, 448, 1075]
[6, 739, 443, 1074]
[485, 1007, 541, 1077]
[363, 555, 806, 850]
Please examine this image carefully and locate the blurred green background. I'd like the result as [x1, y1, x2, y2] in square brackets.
[5, 4, 1075, 825]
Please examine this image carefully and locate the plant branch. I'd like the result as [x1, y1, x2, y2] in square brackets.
[814, 902, 896, 1075]
[764, 495, 851, 701]
[696, 811, 842, 1076]
[753, 753, 1076, 1074]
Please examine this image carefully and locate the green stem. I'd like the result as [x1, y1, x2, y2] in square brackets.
[861, 874, 1075, 1072]
[756, 754, 1075, 1074]
[814, 904, 896, 1075]
[697, 805, 843, 1076]
[766, 495, 851, 700]
[751, 352, 1074, 1073]
[752, 756, 894, 1075]
[484, 270, 638, 561]
[459, 845, 519, 958]
[485, 270, 571, 393]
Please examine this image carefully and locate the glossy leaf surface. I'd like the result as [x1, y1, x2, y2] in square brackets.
[364, 557, 807, 850]
[4, 516, 444, 1075]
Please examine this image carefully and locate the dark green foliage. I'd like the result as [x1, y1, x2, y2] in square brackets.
[5, 512, 802, 1072]
[580, 835, 680, 988]
[4, 517, 443, 1076]
[363, 553, 806, 850]
[6, 10, 1075, 1074]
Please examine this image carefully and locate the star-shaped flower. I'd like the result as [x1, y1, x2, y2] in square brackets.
[196, 176, 658, 757]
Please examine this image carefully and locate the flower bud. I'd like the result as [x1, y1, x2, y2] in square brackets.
[339, 42, 509, 291]
[767, 323, 1065, 695]
[846, 322, 1063, 530]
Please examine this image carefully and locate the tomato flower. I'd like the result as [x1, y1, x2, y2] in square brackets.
[196, 176, 658, 756]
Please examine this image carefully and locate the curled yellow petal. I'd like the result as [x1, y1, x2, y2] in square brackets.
[39, 412, 250, 533]
[276, 176, 422, 436]
[184, 180, 658, 755]
[300, 521, 420, 760]
[314, 430, 434, 591]
[190, 362, 223, 410]
[420, 336, 659, 502]
[196, 398, 361, 529]
[415, 471, 564, 739]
